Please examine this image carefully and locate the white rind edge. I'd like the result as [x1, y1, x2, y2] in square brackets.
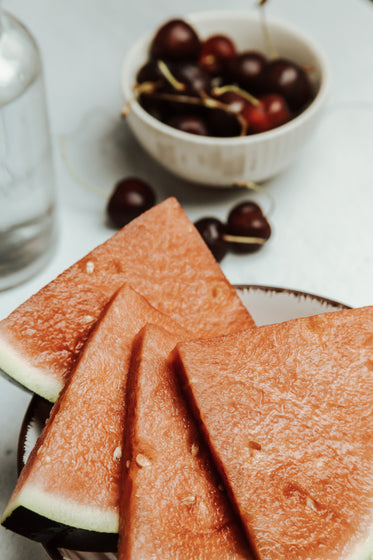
[345, 531, 373, 560]
[0, 334, 62, 402]
[2, 485, 119, 535]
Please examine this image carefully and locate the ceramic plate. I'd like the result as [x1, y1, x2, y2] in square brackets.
[17, 285, 349, 560]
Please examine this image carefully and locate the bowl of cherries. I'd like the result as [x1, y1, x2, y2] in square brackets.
[121, 10, 329, 187]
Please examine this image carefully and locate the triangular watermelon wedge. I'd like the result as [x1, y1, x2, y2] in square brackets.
[174, 306, 373, 560]
[1, 284, 185, 551]
[0, 197, 254, 402]
[119, 324, 253, 559]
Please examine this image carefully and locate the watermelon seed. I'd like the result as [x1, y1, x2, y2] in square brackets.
[248, 441, 262, 451]
[113, 446, 122, 460]
[181, 495, 196, 505]
[191, 443, 199, 457]
[86, 261, 95, 274]
[136, 453, 151, 468]
[306, 496, 319, 512]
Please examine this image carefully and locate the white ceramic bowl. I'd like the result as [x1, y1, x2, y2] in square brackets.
[121, 10, 330, 187]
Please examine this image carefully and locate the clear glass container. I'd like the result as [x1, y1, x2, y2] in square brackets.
[0, 10, 57, 290]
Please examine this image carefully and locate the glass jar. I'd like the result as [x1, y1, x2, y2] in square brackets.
[0, 10, 57, 290]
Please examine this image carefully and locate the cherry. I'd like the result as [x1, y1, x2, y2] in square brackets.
[136, 60, 164, 85]
[207, 106, 243, 137]
[242, 93, 290, 133]
[138, 93, 166, 121]
[171, 62, 211, 96]
[199, 34, 236, 75]
[226, 201, 271, 253]
[261, 58, 313, 111]
[224, 51, 266, 94]
[216, 90, 248, 114]
[194, 217, 228, 262]
[150, 19, 201, 62]
[167, 114, 209, 135]
[107, 178, 156, 229]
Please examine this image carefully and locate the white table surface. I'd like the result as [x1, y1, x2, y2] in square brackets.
[0, 0, 372, 558]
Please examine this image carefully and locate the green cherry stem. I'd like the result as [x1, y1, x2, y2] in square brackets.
[148, 91, 249, 136]
[223, 233, 266, 245]
[157, 60, 186, 91]
[258, 1, 278, 60]
[234, 181, 275, 216]
[212, 85, 260, 107]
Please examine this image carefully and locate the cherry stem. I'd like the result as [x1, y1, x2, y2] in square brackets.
[234, 180, 264, 192]
[234, 181, 275, 216]
[223, 233, 266, 245]
[157, 60, 186, 92]
[148, 91, 248, 136]
[133, 80, 161, 97]
[121, 101, 131, 117]
[258, 2, 278, 60]
[212, 85, 260, 107]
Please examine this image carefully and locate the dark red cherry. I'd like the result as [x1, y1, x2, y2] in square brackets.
[207, 107, 242, 137]
[107, 178, 156, 229]
[262, 94, 291, 128]
[150, 19, 201, 61]
[136, 60, 164, 84]
[194, 217, 228, 262]
[242, 93, 290, 133]
[171, 62, 211, 96]
[261, 58, 313, 111]
[224, 51, 266, 94]
[226, 201, 271, 253]
[216, 91, 249, 114]
[167, 114, 209, 135]
[199, 34, 236, 75]
[138, 93, 166, 121]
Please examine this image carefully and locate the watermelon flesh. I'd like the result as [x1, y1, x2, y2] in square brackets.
[174, 306, 373, 560]
[1, 285, 186, 551]
[0, 197, 254, 402]
[119, 324, 253, 559]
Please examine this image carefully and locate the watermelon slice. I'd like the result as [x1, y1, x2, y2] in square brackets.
[174, 306, 373, 560]
[119, 324, 253, 559]
[0, 197, 254, 402]
[1, 284, 186, 551]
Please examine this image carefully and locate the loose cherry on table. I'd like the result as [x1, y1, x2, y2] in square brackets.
[194, 217, 229, 263]
[225, 201, 271, 253]
[194, 199, 271, 262]
[107, 177, 156, 229]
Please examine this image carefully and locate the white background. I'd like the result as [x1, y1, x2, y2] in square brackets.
[0, 0, 372, 558]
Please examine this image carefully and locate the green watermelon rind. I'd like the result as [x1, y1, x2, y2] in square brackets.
[0, 335, 62, 402]
[1, 485, 118, 550]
